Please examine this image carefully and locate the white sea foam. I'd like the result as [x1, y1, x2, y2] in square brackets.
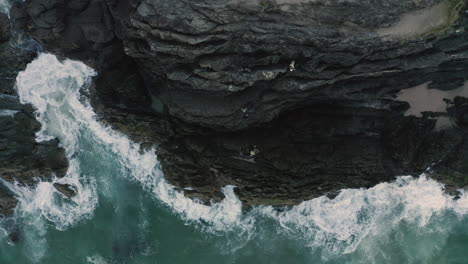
[11, 53, 468, 260]
[14, 53, 251, 232]
[255, 175, 468, 258]
[0, 0, 23, 15]
[14, 54, 98, 230]
[0, 0, 10, 14]
[86, 255, 109, 264]
[3, 162, 98, 231]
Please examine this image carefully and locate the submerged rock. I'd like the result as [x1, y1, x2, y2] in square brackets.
[0, 182, 16, 217]
[6, 0, 468, 206]
[53, 183, 77, 198]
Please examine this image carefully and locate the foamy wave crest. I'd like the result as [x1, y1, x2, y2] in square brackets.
[13, 54, 98, 229]
[0, 0, 10, 14]
[0, 0, 24, 15]
[86, 255, 109, 264]
[14, 53, 252, 232]
[256, 175, 468, 258]
[12, 53, 468, 260]
[3, 162, 98, 231]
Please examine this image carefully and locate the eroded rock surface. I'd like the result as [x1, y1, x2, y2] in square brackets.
[7, 0, 468, 206]
[0, 13, 68, 217]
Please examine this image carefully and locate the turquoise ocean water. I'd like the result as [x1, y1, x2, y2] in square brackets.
[2, 53, 468, 264]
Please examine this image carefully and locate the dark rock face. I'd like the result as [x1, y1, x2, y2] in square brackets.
[10, 0, 150, 110]
[53, 183, 76, 198]
[8, 0, 468, 206]
[110, 0, 458, 130]
[0, 13, 68, 217]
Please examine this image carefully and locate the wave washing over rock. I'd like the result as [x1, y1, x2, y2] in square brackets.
[0, 0, 10, 14]
[2, 0, 468, 263]
[1, 53, 468, 263]
[12, 53, 249, 231]
[4, 0, 467, 208]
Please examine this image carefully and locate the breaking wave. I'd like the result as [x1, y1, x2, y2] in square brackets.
[7, 53, 468, 261]
[14, 53, 250, 232]
[257, 175, 468, 258]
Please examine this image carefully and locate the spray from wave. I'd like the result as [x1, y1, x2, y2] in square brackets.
[0, 0, 10, 14]
[0, 0, 22, 15]
[256, 175, 468, 258]
[7, 53, 468, 261]
[13, 54, 99, 230]
[14, 53, 251, 232]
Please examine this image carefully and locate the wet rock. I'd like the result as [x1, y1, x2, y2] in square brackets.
[8, 0, 468, 206]
[448, 96, 468, 126]
[7, 226, 21, 244]
[106, 0, 467, 130]
[0, 13, 68, 216]
[0, 97, 69, 216]
[0, 186, 17, 217]
[53, 183, 77, 198]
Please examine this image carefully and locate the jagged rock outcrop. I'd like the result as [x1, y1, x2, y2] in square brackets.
[0, 13, 68, 217]
[7, 0, 468, 205]
[109, 0, 465, 130]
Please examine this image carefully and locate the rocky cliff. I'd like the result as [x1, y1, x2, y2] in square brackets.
[3, 0, 468, 206]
